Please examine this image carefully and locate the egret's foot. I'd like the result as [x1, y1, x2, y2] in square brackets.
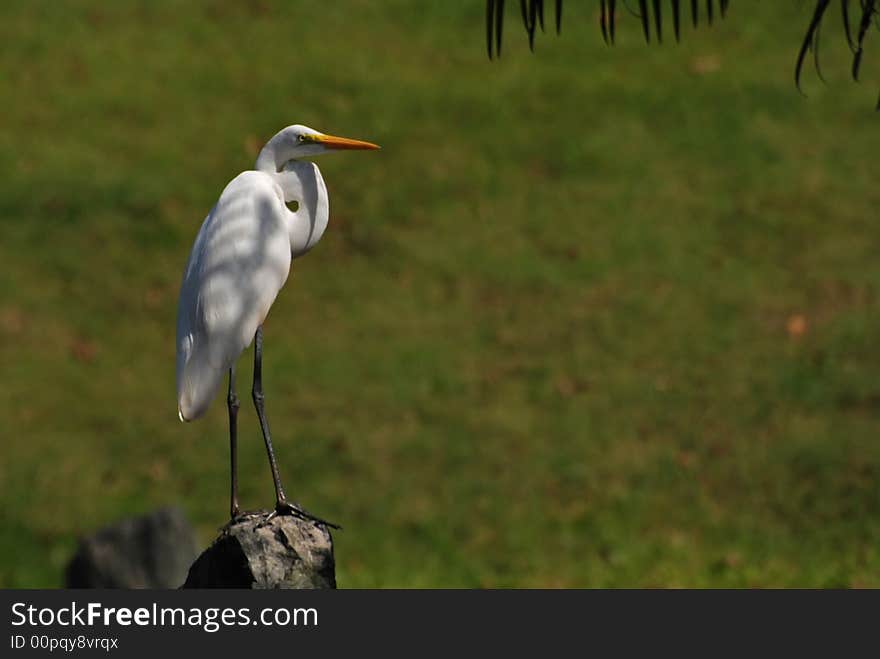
[266, 500, 341, 530]
[219, 510, 266, 534]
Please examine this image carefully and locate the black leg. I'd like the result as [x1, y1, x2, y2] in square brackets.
[227, 367, 241, 520]
[252, 325, 290, 507]
[252, 325, 339, 529]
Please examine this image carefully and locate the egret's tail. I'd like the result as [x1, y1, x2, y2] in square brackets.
[177, 355, 225, 423]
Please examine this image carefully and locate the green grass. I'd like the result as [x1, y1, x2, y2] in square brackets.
[1, 1, 879, 587]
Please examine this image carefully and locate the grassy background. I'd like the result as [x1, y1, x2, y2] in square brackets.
[1, 1, 878, 587]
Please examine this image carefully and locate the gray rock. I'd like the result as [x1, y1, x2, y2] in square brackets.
[182, 513, 336, 589]
[66, 506, 198, 589]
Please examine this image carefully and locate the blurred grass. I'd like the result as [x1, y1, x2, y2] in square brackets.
[0, 0, 879, 587]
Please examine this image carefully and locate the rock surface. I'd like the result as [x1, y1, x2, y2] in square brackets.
[182, 513, 336, 589]
[65, 506, 198, 588]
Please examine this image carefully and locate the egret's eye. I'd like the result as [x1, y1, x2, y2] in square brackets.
[297, 134, 306, 142]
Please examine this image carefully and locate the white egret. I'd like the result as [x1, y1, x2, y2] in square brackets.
[176, 124, 379, 526]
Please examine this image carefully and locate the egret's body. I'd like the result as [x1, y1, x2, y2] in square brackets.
[175, 124, 378, 523]
[176, 164, 326, 421]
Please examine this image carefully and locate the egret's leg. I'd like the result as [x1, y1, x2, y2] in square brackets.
[252, 326, 339, 529]
[227, 367, 241, 520]
[251, 325, 289, 506]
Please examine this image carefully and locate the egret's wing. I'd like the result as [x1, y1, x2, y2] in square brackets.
[176, 171, 292, 421]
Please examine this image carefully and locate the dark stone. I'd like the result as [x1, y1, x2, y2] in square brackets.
[65, 506, 198, 589]
[182, 513, 336, 589]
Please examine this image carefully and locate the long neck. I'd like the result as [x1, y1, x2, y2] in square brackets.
[255, 135, 289, 174]
[255, 135, 329, 258]
[271, 160, 329, 259]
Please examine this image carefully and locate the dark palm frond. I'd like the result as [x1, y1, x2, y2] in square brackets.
[600, 0, 609, 42]
[797, 1, 880, 106]
[610, 0, 616, 42]
[487, 0, 722, 54]
[485, 0, 880, 107]
[841, 0, 854, 51]
[814, 17, 827, 83]
[486, 0, 505, 58]
[520, 0, 535, 51]
[525, 0, 544, 50]
[486, 0, 560, 55]
[672, 0, 681, 41]
[853, 0, 878, 81]
[607, 0, 718, 43]
[795, 0, 832, 92]
[653, 0, 663, 43]
[794, 1, 877, 100]
[600, 0, 618, 44]
[639, 0, 651, 43]
[527, 0, 536, 48]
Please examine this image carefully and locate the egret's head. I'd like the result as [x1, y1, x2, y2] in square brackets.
[256, 124, 380, 172]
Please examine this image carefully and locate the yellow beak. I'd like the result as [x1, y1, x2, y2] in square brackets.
[311, 133, 380, 151]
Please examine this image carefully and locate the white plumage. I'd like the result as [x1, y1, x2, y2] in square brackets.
[176, 171, 293, 421]
[176, 124, 377, 422]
